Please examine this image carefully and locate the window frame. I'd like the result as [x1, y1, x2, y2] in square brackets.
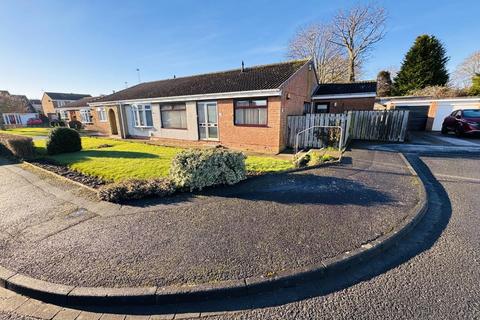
[79, 109, 92, 124]
[59, 110, 70, 121]
[131, 104, 153, 128]
[160, 103, 188, 130]
[233, 98, 268, 127]
[97, 107, 108, 122]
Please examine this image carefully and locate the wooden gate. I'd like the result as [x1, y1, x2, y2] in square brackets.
[286, 110, 409, 149]
[286, 113, 350, 150]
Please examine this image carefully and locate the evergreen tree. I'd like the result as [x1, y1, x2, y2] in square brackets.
[469, 73, 480, 96]
[376, 70, 393, 96]
[394, 35, 449, 95]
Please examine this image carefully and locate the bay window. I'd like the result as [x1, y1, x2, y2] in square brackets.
[234, 99, 267, 126]
[160, 104, 187, 129]
[132, 104, 153, 127]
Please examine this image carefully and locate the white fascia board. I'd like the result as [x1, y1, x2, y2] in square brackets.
[88, 89, 282, 107]
[384, 97, 480, 105]
[55, 106, 86, 111]
[312, 92, 376, 100]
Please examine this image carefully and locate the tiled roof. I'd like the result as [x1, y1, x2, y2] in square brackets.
[313, 81, 377, 96]
[45, 92, 91, 101]
[29, 99, 41, 104]
[96, 60, 309, 103]
[61, 96, 104, 109]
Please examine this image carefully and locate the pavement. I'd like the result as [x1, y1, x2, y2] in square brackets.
[1, 146, 478, 319]
[0, 149, 419, 289]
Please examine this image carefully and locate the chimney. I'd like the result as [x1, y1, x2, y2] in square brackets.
[241, 61, 245, 72]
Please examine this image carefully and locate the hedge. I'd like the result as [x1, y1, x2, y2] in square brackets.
[170, 147, 246, 191]
[98, 178, 176, 203]
[0, 133, 35, 159]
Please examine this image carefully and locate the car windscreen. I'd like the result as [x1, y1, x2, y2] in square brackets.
[463, 110, 480, 118]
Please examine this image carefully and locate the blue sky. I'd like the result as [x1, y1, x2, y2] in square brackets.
[1, 0, 479, 99]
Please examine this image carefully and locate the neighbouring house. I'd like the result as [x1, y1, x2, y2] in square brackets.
[41, 92, 91, 121]
[89, 60, 317, 153]
[379, 96, 480, 131]
[0, 90, 38, 126]
[310, 81, 377, 113]
[29, 99, 43, 113]
[58, 96, 111, 133]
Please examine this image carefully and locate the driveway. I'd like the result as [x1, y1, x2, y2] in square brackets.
[204, 151, 480, 319]
[409, 131, 480, 147]
[0, 149, 419, 289]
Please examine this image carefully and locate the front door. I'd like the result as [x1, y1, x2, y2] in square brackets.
[197, 102, 218, 140]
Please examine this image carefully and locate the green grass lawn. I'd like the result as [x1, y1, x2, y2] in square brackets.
[0, 127, 51, 137]
[33, 137, 293, 182]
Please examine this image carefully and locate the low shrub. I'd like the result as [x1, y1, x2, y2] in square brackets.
[293, 153, 310, 168]
[98, 178, 176, 203]
[170, 147, 246, 191]
[46, 127, 82, 155]
[50, 119, 66, 127]
[308, 152, 334, 166]
[0, 133, 35, 159]
[68, 120, 83, 130]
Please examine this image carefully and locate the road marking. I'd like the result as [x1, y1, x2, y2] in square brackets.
[430, 135, 480, 146]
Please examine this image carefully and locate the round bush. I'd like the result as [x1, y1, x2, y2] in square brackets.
[46, 127, 82, 155]
[170, 147, 246, 191]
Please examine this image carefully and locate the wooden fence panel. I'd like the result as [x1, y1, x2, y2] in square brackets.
[286, 110, 409, 149]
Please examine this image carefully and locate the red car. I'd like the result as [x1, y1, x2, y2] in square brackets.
[441, 109, 480, 136]
[26, 118, 43, 126]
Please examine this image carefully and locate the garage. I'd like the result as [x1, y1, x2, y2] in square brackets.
[395, 105, 429, 131]
[381, 97, 480, 132]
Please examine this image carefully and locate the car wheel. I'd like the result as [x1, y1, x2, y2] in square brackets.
[455, 126, 464, 137]
[441, 125, 448, 134]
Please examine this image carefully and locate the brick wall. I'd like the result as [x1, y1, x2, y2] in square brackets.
[280, 62, 317, 149]
[314, 97, 375, 113]
[426, 101, 437, 131]
[41, 94, 56, 117]
[217, 97, 282, 153]
[70, 108, 112, 135]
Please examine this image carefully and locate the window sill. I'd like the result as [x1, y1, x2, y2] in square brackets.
[234, 124, 268, 128]
[162, 127, 188, 130]
[134, 126, 154, 129]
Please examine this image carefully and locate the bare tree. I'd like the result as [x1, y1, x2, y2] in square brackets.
[287, 23, 351, 83]
[330, 3, 387, 82]
[452, 51, 480, 88]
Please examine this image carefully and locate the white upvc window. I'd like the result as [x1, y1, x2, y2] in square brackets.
[97, 107, 107, 122]
[80, 109, 92, 123]
[132, 104, 153, 127]
[59, 110, 69, 120]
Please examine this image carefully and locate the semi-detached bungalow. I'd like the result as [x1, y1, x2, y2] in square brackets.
[89, 60, 317, 153]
